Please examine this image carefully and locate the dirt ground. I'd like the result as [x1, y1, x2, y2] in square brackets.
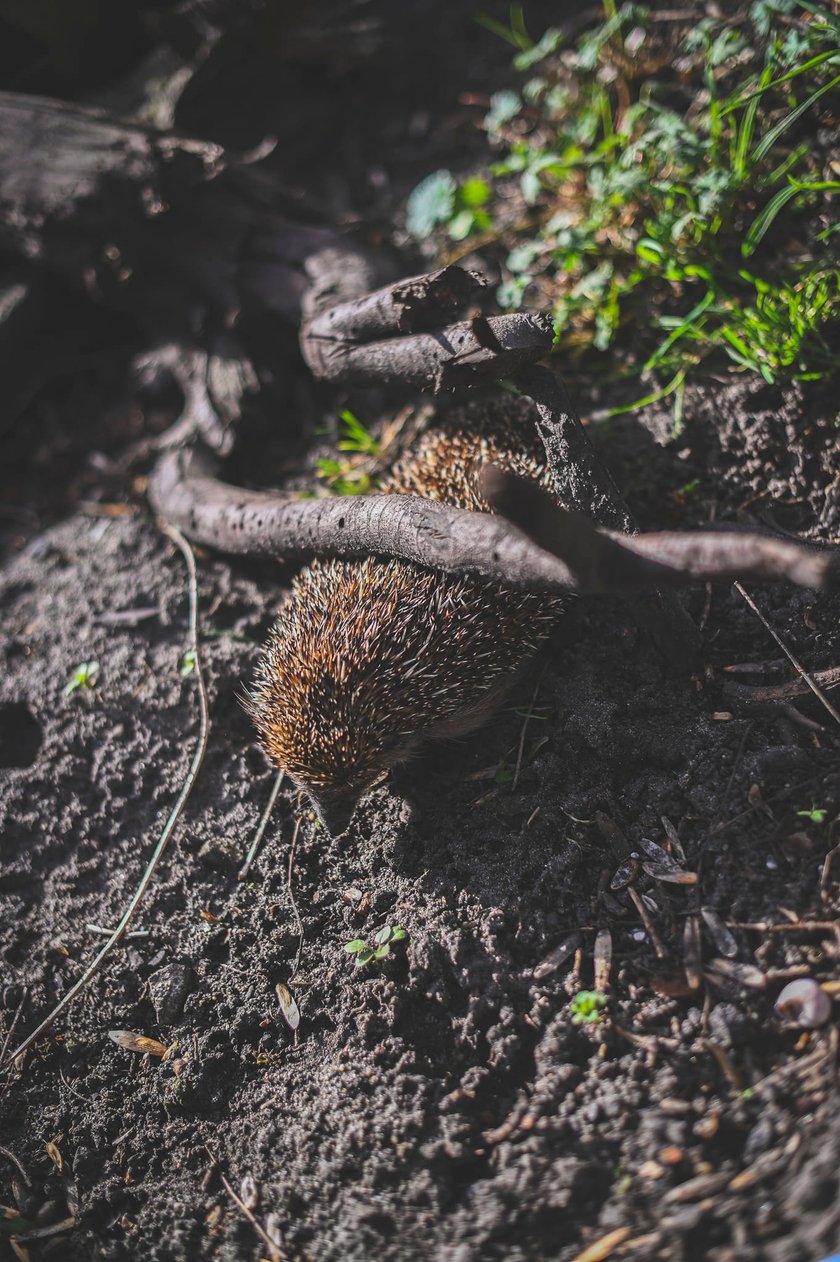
[2, 4, 840, 1261]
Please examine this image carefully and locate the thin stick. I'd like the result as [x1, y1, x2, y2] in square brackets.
[512, 665, 548, 792]
[0, 1144, 31, 1185]
[205, 1146, 284, 1262]
[287, 818, 304, 978]
[735, 582, 840, 727]
[0, 985, 27, 1069]
[238, 770, 284, 880]
[3, 522, 210, 1068]
[627, 887, 668, 959]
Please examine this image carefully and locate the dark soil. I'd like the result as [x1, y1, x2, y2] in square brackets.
[2, 4, 840, 1261]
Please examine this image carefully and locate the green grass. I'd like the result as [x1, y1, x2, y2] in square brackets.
[407, 1, 840, 409]
[315, 409, 383, 495]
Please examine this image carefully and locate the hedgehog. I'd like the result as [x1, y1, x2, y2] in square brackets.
[247, 400, 564, 835]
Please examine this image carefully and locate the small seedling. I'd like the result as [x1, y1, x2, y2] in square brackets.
[316, 410, 383, 495]
[335, 409, 382, 458]
[64, 660, 100, 696]
[674, 479, 701, 501]
[797, 805, 828, 825]
[406, 168, 493, 241]
[569, 989, 608, 1025]
[179, 649, 197, 676]
[344, 924, 408, 967]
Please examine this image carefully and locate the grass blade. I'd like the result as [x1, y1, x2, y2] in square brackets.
[751, 72, 840, 164]
[742, 183, 804, 256]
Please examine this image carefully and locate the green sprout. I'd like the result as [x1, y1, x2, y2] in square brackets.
[64, 660, 100, 696]
[344, 924, 408, 967]
[406, 169, 493, 241]
[674, 479, 701, 501]
[797, 805, 828, 825]
[569, 989, 608, 1025]
[316, 410, 383, 496]
[179, 650, 197, 676]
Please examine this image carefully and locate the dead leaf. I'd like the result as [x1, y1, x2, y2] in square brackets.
[108, 1030, 168, 1058]
[275, 983, 300, 1031]
[240, 1174, 259, 1210]
[45, 1140, 62, 1172]
[570, 1226, 632, 1262]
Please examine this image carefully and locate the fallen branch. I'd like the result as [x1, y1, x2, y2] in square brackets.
[148, 452, 838, 596]
[724, 664, 840, 705]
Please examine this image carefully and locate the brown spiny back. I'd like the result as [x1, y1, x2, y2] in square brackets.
[249, 400, 563, 798]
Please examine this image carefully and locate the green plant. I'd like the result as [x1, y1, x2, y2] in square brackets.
[569, 989, 608, 1025]
[179, 649, 197, 676]
[797, 804, 829, 823]
[406, 169, 494, 241]
[64, 659, 100, 696]
[316, 409, 383, 495]
[344, 924, 408, 967]
[409, 4, 840, 404]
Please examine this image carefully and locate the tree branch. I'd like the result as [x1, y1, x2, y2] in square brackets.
[148, 451, 837, 595]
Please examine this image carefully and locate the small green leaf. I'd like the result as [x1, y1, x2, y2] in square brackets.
[390, 927, 407, 942]
[354, 948, 375, 966]
[447, 209, 477, 240]
[64, 660, 100, 696]
[797, 807, 828, 825]
[374, 925, 392, 947]
[460, 177, 491, 208]
[179, 650, 197, 676]
[569, 989, 608, 1025]
[406, 170, 456, 237]
[373, 943, 392, 960]
[344, 939, 367, 954]
[485, 89, 521, 131]
[520, 166, 542, 205]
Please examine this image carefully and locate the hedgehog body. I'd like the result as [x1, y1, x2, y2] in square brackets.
[249, 400, 563, 833]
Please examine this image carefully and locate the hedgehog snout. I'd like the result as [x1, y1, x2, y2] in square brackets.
[307, 786, 361, 838]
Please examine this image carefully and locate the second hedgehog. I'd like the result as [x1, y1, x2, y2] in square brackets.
[248, 401, 564, 835]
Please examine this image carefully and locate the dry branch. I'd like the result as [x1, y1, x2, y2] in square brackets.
[148, 451, 838, 596]
[299, 258, 554, 389]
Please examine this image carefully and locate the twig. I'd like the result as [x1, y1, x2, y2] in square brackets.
[2, 522, 210, 1068]
[58, 1066, 95, 1104]
[734, 582, 840, 728]
[821, 842, 840, 902]
[287, 818, 304, 978]
[724, 663, 840, 705]
[0, 1144, 31, 1185]
[0, 986, 27, 1069]
[511, 664, 548, 791]
[627, 886, 668, 959]
[205, 1146, 284, 1262]
[238, 770, 285, 880]
[85, 924, 150, 937]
